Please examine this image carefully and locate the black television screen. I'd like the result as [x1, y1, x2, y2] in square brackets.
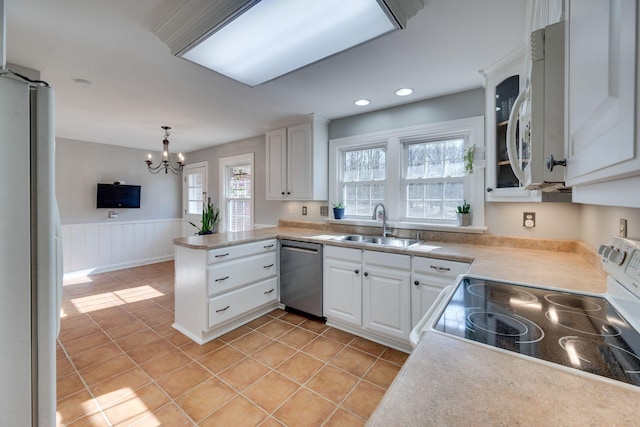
[97, 184, 141, 209]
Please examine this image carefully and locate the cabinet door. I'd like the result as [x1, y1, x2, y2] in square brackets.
[323, 258, 362, 326]
[565, 0, 638, 186]
[287, 122, 313, 199]
[362, 265, 411, 340]
[266, 128, 287, 199]
[410, 278, 446, 328]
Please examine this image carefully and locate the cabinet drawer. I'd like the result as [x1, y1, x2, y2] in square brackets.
[324, 245, 362, 263]
[207, 252, 276, 296]
[364, 250, 410, 270]
[412, 257, 469, 282]
[208, 239, 276, 264]
[208, 277, 278, 328]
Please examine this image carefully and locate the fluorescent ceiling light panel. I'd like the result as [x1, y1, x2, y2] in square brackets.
[182, 0, 397, 86]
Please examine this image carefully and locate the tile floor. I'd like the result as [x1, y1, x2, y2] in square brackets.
[56, 261, 408, 426]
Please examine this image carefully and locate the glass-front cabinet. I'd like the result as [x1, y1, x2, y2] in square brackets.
[482, 48, 541, 202]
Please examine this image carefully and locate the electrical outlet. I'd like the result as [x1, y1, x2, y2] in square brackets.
[302, 206, 307, 216]
[523, 212, 536, 228]
[320, 206, 329, 216]
[620, 218, 628, 237]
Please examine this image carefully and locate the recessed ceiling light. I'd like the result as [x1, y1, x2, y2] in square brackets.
[395, 87, 413, 96]
[354, 99, 370, 106]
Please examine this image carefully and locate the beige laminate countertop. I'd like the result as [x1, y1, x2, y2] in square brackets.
[175, 227, 640, 424]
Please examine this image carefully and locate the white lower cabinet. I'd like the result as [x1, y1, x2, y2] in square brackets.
[323, 246, 362, 326]
[363, 250, 411, 342]
[174, 239, 278, 344]
[411, 257, 470, 328]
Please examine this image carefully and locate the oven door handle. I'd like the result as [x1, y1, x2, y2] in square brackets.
[410, 285, 453, 349]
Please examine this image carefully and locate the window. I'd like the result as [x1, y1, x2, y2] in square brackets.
[341, 146, 386, 217]
[219, 153, 254, 232]
[329, 116, 485, 229]
[404, 138, 466, 222]
[186, 169, 205, 214]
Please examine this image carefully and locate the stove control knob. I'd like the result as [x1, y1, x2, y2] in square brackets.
[608, 249, 626, 266]
[600, 246, 613, 259]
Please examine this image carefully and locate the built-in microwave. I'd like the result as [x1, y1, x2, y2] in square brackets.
[506, 21, 570, 193]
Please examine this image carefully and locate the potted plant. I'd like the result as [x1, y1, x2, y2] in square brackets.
[189, 197, 220, 235]
[456, 200, 471, 226]
[464, 144, 477, 175]
[332, 201, 346, 220]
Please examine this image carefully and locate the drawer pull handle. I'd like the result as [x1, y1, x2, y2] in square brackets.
[263, 244, 274, 248]
[264, 288, 275, 294]
[215, 276, 229, 282]
[263, 264, 274, 268]
[215, 253, 230, 258]
[215, 305, 230, 313]
[430, 265, 451, 272]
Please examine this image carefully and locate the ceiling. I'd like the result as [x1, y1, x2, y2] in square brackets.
[6, 0, 527, 153]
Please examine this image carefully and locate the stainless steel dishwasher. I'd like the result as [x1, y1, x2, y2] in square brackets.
[279, 240, 323, 318]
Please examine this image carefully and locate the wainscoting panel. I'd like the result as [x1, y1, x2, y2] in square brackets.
[62, 219, 182, 275]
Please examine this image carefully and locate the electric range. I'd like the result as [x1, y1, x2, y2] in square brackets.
[410, 236, 640, 389]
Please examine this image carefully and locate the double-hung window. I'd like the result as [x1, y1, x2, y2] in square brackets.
[404, 138, 466, 223]
[340, 146, 386, 218]
[219, 153, 254, 232]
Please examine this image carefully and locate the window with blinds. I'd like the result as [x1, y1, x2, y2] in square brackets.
[226, 164, 252, 232]
[340, 146, 386, 218]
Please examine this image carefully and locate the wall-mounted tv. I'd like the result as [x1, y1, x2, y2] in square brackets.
[96, 183, 141, 209]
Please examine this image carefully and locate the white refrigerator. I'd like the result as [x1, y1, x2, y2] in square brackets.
[0, 75, 62, 425]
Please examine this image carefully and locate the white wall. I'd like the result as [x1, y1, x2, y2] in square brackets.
[486, 202, 581, 239]
[56, 138, 181, 224]
[579, 204, 640, 248]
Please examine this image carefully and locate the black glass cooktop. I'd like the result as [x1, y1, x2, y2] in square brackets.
[434, 278, 640, 387]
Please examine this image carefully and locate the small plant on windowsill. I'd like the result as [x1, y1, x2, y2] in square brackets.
[456, 200, 471, 226]
[332, 201, 346, 220]
[464, 144, 477, 175]
[189, 197, 220, 235]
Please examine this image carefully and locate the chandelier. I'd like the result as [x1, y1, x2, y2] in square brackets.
[145, 126, 184, 174]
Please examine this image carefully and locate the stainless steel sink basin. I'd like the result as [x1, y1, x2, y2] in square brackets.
[333, 235, 374, 243]
[333, 235, 421, 248]
[369, 237, 422, 248]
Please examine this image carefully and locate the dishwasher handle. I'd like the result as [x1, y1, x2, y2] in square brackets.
[281, 245, 319, 255]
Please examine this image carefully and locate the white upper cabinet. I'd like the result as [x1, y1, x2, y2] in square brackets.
[482, 49, 542, 202]
[565, 0, 640, 207]
[266, 114, 329, 200]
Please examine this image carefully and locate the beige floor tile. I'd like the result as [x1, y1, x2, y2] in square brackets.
[245, 314, 273, 329]
[278, 327, 317, 349]
[67, 412, 111, 427]
[342, 381, 385, 419]
[274, 388, 336, 427]
[60, 314, 94, 331]
[164, 330, 193, 347]
[379, 347, 409, 366]
[103, 320, 149, 340]
[257, 319, 295, 339]
[57, 355, 74, 378]
[322, 327, 357, 344]
[104, 383, 169, 425]
[363, 359, 401, 389]
[198, 345, 246, 373]
[59, 321, 101, 344]
[129, 403, 193, 427]
[70, 342, 123, 370]
[267, 308, 287, 318]
[244, 371, 300, 413]
[176, 377, 236, 422]
[219, 358, 269, 390]
[180, 338, 225, 359]
[128, 302, 169, 320]
[306, 365, 359, 403]
[114, 328, 162, 351]
[349, 337, 388, 357]
[139, 349, 192, 380]
[63, 331, 111, 356]
[324, 408, 366, 427]
[57, 372, 86, 401]
[156, 362, 212, 399]
[56, 390, 100, 425]
[201, 396, 267, 427]
[276, 352, 324, 383]
[229, 331, 272, 354]
[252, 341, 296, 368]
[331, 347, 376, 377]
[151, 321, 178, 337]
[92, 312, 137, 330]
[219, 325, 252, 343]
[140, 309, 174, 328]
[79, 354, 134, 387]
[259, 417, 286, 427]
[88, 306, 129, 323]
[302, 336, 345, 361]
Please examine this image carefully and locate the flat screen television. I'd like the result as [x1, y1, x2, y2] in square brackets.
[96, 183, 141, 209]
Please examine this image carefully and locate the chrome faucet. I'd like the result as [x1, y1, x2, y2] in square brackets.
[372, 203, 387, 237]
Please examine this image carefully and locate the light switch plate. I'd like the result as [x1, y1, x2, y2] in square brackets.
[302, 206, 307, 216]
[620, 219, 628, 237]
[320, 206, 328, 216]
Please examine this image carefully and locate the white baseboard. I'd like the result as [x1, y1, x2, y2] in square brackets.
[63, 255, 174, 280]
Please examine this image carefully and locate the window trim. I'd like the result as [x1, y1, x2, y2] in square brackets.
[339, 144, 387, 219]
[329, 116, 485, 231]
[219, 153, 254, 232]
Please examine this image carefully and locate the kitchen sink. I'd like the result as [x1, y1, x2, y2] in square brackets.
[332, 235, 421, 248]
